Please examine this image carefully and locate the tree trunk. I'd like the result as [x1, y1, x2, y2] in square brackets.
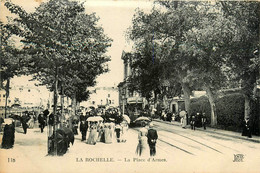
[163, 94, 168, 110]
[244, 94, 251, 119]
[60, 83, 64, 128]
[4, 78, 10, 118]
[52, 66, 59, 156]
[205, 85, 217, 126]
[70, 94, 76, 128]
[76, 101, 80, 113]
[181, 82, 191, 115]
[71, 94, 76, 117]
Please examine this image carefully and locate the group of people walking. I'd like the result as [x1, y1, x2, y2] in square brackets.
[136, 122, 158, 157]
[77, 112, 129, 145]
[179, 110, 207, 130]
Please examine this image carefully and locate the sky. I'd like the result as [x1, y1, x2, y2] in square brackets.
[0, 0, 154, 88]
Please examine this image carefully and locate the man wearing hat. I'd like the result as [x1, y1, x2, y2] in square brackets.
[242, 117, 252, 138]
[79, 112, 88, 141]
[147, 122, 158, 156]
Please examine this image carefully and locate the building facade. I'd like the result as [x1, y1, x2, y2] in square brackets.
[80, 86, 119, 109]
[118, 51, 146, 115]
[0, 76, 51, 109]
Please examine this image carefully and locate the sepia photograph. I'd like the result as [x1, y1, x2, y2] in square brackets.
[0, 0, 260, 173]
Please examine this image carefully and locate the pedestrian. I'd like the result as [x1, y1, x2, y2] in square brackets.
[21, 111, 30, 134]
[162, 110, 167, 121]
[72, 118, 79, 135]
[43, 109, 49, 120]
[109, 121, 115, 141]
[120, 120, 128, 142]
[185, 111, 189, 125]
[115, 123, 122, 143]
[166, 111, 172, 122]
[135, 122, 149, 157]
[190, 113, 196, 130]
[147, 122, 158, 157]
[242, 117, 252, 138]
[28, 112, 35, 129]
[38, 112, 46, 133]
[1, 119, 15, 149]
[80, 118, 88, 141]
[0, 116, 4, 132]
[87, 123, 98, 145]
[97, 122, 105, 143]
[104, 123, 113, 144]
[180, 110, 186, 128]
[196, 112, 202, 127]
[201, 113, 207, 130]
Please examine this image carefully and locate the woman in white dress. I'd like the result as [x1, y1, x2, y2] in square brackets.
[135, 122, 149, 157]
[104, 123, 113, 144]
[87, 123, 98, 145]
[120, 120, 128, 142]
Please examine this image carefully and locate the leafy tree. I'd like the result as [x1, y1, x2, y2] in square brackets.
[5, 0, 112, 118]
[0, 21, 22, 117]
[127, 40, 163, 104]
[176, 2, 240, 125]
[127, 6, 194, 111]
[220, 2, 259, 121]
[148, 1, 202, 115]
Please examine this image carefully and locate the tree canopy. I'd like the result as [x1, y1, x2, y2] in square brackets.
[5, 0, 112, 113]
[127, 1, 259, 125]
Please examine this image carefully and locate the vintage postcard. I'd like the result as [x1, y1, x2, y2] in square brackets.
[0, 0, 260, 173]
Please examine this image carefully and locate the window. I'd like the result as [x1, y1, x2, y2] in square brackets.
[3, 94, 5, 98]
[28, 89, 31, 92]
[108, 94, 110, 98]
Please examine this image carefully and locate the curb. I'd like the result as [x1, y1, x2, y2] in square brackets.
[153, 119, 260, 143]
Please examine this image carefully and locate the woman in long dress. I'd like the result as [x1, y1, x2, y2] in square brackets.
[97, 122, 105, 143]
[1, 121, 15, 149]
[120, 121, 128, 142]
[104, 123, 112, 144]
[87, 123, 98, 145]
[182, 114, 187, 128]
[136, 122, 149, 157]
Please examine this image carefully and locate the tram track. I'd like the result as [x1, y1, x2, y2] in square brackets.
[131, 128, 194, 156]
[154, 124, 223, 154]
[154, 121, 251, 153]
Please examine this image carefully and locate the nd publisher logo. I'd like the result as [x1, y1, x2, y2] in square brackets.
[233, 154, 244, 162]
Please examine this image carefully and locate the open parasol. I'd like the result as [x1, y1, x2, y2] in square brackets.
[86, 116, 103, 122]
[134, 116, 151, 122]
[3, 118, 14, 125]
[122, 114, 130, 124]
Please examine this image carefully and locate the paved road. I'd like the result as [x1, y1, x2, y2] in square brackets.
[1, 122, 260, 173]
[152, 120, 260, 158]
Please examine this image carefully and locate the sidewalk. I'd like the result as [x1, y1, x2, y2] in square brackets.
[153, 119, 260, 143]
[0, 125, 171, 173]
